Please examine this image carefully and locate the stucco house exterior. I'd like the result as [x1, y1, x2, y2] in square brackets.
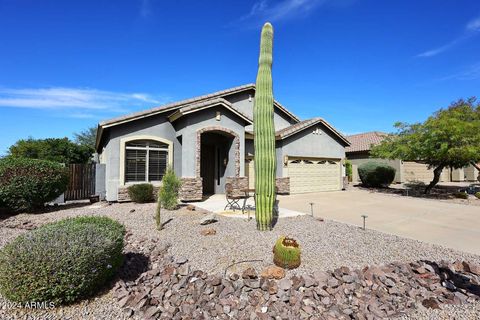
[346, 131, 479, 184]
[95, 84, 350, 202]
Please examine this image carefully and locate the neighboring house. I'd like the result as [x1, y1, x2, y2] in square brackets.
[346, 132, 479, 184]
[95, 84, 350, 202]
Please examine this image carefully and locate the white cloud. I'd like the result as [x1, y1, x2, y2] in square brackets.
[439, 62, 480, 81]
[239, 0, 349, 25]
[417, 15, 480, 58]
[466, 17, 480, 31]
[0, 87, 170, 116]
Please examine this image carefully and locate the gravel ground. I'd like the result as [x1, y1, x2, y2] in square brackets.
[1, 201, 480, 319]
[400, 301, 480, 320]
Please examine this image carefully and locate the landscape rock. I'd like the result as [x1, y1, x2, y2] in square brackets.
[242, 267, 258, 279]
[113, 237, 480, 320]
[200, 213, 218, 225]
[200, 228, 216, 236]
[260, 265, 286, 280]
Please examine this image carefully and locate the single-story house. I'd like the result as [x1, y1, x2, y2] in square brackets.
[346, 131, 479, 184]
[95, 84, 350, 202]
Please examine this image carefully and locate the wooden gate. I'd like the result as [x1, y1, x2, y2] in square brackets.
[65, 163, 96, 201]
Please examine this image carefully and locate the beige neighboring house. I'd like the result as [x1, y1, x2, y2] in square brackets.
[345, 132, 479, 184]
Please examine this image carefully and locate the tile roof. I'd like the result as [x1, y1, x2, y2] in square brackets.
[245, 118, 350, 145]
[276, 118, 350, 145]
[345, 131, 387, 153]
[99, 84, 257, 127]
[99, 83, 299, 128]
[168, 98, 253, 123]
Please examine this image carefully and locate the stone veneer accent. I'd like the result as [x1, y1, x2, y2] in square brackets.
[225, 176, 248, 198]
[195, 126, 240, 178]
[179, 177, 203, 202]
[118, 186, 160, 202]
[275, 177, 290, 195]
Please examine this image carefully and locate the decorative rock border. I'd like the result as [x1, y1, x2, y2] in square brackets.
[114, 238, 480, 319]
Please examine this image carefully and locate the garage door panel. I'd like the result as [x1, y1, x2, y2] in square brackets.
[288, 158, 341, 193]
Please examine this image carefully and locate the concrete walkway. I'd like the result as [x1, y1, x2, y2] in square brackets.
[277, 188, 480, 255]
[191, 194, 306, 219]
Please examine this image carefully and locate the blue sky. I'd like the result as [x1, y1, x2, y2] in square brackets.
[0, 0, 479, 155]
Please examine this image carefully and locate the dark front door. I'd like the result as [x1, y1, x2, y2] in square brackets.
[201, 144, 215, 194]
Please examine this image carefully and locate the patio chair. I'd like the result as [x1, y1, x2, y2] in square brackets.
[224, 182, 245, 212]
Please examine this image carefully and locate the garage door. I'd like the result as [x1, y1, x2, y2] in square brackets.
[403, 161, 450, 183]
[288, 158, 341, 193]
[245, 159, 255, 189]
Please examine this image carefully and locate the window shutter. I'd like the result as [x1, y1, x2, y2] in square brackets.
[148, 150, 167, 181]
[125, 149, 147, 182]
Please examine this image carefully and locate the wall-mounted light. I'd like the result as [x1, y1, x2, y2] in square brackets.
[283, 155, 289, 166]
[248, 94, 252, 102]
[216, 111, 221, 121]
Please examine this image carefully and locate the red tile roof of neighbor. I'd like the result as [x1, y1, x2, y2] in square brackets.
[345, 131, 387, 153]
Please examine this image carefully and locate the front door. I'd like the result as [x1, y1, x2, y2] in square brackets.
[201, 144, 215, 194]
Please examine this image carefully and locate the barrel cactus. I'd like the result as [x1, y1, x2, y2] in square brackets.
[254, 22, 276, 231]
[273, 236, 301, 269]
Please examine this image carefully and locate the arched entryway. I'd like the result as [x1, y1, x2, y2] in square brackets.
[196, 127, 240, 195]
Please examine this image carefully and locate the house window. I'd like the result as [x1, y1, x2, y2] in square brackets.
[125, 140, 169, 183]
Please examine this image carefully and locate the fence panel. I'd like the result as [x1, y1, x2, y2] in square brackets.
[65, 163, 96, 201]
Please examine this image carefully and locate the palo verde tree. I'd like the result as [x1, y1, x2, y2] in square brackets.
[371, 98, 480, 194]
[254, 22, 276, 231]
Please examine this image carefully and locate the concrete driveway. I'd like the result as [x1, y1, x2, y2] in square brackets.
[277, 188, 480, 255]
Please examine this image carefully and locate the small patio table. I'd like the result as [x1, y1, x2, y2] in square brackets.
[240, 188, 255, 214]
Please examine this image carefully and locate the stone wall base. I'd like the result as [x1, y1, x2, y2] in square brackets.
[275, 177, 290, 195]
[179, 177, 203, 202]
[226, 176, 248, 197]
[118, 185, 160, 202]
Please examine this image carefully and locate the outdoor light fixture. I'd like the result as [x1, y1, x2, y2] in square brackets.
[361, 215, 368, 230]
[283, 155, 288, 166]
[216, 111, 221, 121]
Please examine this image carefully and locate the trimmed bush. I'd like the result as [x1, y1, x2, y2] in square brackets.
[454, 192, 468, 199]
[0, 157, 69, 212]
[0, 216, 125, 305]
[358, 161, 396, 187]
[475, 192, 480, 199]
[159, 167, 180, 210]
[127, 183, 154, 203]
[345, 160, 353, 182]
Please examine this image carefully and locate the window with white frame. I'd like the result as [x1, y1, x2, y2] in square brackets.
[125, 140, 169, 183]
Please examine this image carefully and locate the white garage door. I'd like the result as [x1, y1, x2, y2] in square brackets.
[288, 158, 341, 193]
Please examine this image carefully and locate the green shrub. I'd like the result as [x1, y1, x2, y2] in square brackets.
[127, 183, 154, 203]
[358, 161, 396, 187]
[454, 192, 468, 199]
[475, 192, 480, 199]
[159, 166, 180, 210]
[345, 160, 353, 181]
[155, 195, 162, 230]
[0, 157, 69, 212]
[0, 216, 125, 305]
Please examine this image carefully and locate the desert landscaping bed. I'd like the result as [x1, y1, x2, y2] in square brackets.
[1, 202, 480, 319]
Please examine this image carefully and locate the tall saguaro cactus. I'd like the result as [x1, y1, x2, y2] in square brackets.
[254, 22, 276, 231]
